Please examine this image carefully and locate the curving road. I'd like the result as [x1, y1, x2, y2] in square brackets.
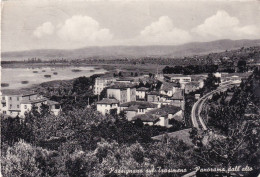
[191, 81, 241, 130]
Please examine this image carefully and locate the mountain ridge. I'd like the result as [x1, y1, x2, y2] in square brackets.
[2, 39, 260, 61]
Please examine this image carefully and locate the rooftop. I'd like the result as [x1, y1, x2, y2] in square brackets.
[185, 81, 200, 87]
[1, 89, 36, 96]
[147, 91, 160, 96]
[96, 98, 119, 104]
[160, 82, 180, 91]
[172, 90, 184, 100]
[108, 83, 136, 89]
[21, 97, 48, 104]
[120, 101, 158, 109]
[136, 87, 150, 91]
[132, 114, 159, 122]
[164, 74, 191, 78]
[148, 105, 181, 117]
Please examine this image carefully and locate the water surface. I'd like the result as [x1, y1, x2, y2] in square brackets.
[1, 66, 106, 90]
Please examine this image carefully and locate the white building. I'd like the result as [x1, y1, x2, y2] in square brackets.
[96, 98, 119, 115]
[164, 74, 191, 84]
[107, 84, 136, 104]
[136, 87, 149, 100]
[0, 90, 61, 118]
[94, 77, 116, 95]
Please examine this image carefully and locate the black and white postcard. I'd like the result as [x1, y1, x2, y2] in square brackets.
[1, 0, 260, 176]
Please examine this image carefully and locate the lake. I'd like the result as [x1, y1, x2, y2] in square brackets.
[1, 66, 106, 90]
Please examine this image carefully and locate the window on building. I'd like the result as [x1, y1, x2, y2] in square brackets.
[17, 105, 20, 109]
[24, 105, 27, 109]
[2, 103, 6, 107]
[2, 97, 5, 100]
[10, 104, 12, 108]
[9, 97, 12, 100]
[3, 111, 6, 114]
[17, 97, 19, 101]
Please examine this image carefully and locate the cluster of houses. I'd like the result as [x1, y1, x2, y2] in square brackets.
[0, 90, 61, 118]
[0, 71, 244, 126]
[95, 74, 208, 127]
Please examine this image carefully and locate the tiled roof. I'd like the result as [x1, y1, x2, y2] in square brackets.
[97, 98, 119, 104]
[21, 97, 48, 104]
[148, 105, 181, 117]
[136, 87, 149, 91]
[120, 101, 158, 109]
[147, 91, 160, 95]
[185, 81, 200, 87]
[160, 82, 180, 91]
[108, 83, 136, 89]
[1, 89, 36, 96]
[132, 114, 159, 122]
[172, 91, 184, 100]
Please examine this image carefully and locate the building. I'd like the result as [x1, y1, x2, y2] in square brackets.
[185, 81, 202, 94]
[119, 101, 159, 121]
[164, 74, 191, 84]
[136, 87, 149, 100]
[147, 91, 161, 103]
[131, 105, 182, 127]
[96, 98, 119, 115]
[171, 90, 185, 109]
[94, 77, 116, 95]
[160, 82, 180, 97]
[0, 90, 61, 117]
[0, 90, 39, 117]
[107, 83, 136, 104]
[132, 114, 162, 126]
[148, 105, 183, 124]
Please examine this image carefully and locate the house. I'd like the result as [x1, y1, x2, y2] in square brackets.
[94, 76, 116, 95]
[0, 90, 40, 117]
[159, 82, 180, 97]
[171, 90, 185, 109]
[185, 81, 202, 94]
[107, 83, 136, 104]
[46, 100, 62, 116]
[96, 98, 119, 115]
[0, 90, 62, 118]
[119, 101, 159, 121]
[164, 74, 191, 84]
[147, 91, 161, 103]
[136, 87, 149, 100]
[132, 114, 161, 126]
[148, 105, 183, 123]
[20, 97, 48, 116]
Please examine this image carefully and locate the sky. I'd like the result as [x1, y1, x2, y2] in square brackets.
[1, 0, 260, 52]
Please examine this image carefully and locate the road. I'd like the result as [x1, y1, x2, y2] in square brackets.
[191, 81, 241, 130]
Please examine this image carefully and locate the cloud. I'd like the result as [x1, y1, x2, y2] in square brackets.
[33, 22, 55, 38]
[192, 10, 260, 40]
[57, 15, 113, 43]
[139, 16, 192, 45]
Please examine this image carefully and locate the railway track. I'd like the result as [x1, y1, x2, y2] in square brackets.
[191, 81, 241, 130]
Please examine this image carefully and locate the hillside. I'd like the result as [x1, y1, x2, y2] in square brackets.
[2, 39, 260, 61]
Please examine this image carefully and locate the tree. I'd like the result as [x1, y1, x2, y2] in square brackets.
[1, 141, 56, 177]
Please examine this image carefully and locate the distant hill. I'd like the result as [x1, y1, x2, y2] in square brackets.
[2, 39, 260, 61]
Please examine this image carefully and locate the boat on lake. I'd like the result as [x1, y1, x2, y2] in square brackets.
[44, 75, 51, 78]
[21, 81, 29, 84]
[71, 69, 82, 72]
[1, 83, 9, 87]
